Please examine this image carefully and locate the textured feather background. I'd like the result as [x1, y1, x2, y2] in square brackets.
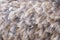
[0, 0, 60, 40]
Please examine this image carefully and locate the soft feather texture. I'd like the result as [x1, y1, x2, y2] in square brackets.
[0, 0, 60, 40]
